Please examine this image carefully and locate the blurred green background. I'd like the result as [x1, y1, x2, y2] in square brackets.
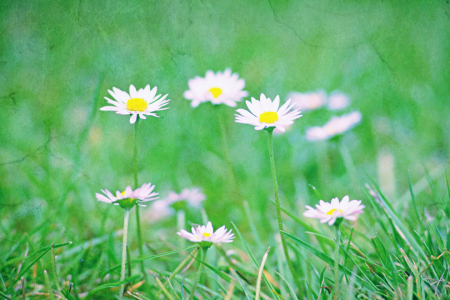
[1, 0, 450, 255]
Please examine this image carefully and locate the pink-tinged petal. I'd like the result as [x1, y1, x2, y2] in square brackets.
[206, 222, 213, 233]
[110, 87, 131, 103]
[96, 193, 112, 203]
[246, 100, 262, 116]
[330, 197, 340, 206]
[236, 109, 259, 120]
[341, 195, 350, 206]
[130, 113, 138, 124]
[100, 106, 120, 111]
[276, 99, 291, 116]
[272, 95, 280, 111]
[129, 85, 138, 98]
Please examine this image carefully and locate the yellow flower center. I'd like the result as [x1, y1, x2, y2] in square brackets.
[202, 233, 211, 238]
[259, 111, 279, 123]
[121, 191, 134, 200]
[126, 98, 147, 112]
[209, 87, 223, 98]
[324, 124, 336, 135]
[326, 208, 343, 215]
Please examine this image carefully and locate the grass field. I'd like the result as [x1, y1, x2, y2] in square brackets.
[1, 0, 450, 299]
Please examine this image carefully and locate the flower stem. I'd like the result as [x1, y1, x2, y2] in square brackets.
[266, 129, 302, 293]
[188, 247, 207, 300]
[155, 246, 200, 298]
[334, 225, 341, 300]
[119, 209, 130, 300]
[134, 120, 146, 277]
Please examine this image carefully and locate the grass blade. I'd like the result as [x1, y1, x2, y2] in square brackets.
[282, 231, 376, 292]
[255, 247, 270, 300]
[232, 222, 281, 300]
[85, 274, 142, 298]
[231, 269, 253, 300]
[43, 270, 56, 300]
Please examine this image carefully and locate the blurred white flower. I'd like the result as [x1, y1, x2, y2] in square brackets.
[288, 90, 327, 111]
[305, 111, 362, 141]
[327, 90, 350, 110]
[235, 93, 302, 132]
[145, 188, 206, 223]
[96, 182, 158, 209]
[101, 85, 170, 124]
[184, 69, 248, 107]
[303, 195, 365, 226]
[166, 188, 206, 208]
[177, 221, 234, 244]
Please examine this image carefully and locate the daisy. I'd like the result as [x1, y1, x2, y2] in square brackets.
[327, 90, 350, 110]
[305, 111, 362, 141]
[303, 195, 365, 226]
[100, 84, 170, 124]
[288, 90, 327, 111]
[183, 68, 248, 107]
[96, 182, 158, 209]
[235, 93, 303, 132]
[145, 188, 206, 222]
[177, 221, 234, 245]
[166, 188, 206, 208]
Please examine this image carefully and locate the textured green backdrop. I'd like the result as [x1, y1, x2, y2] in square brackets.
[1, 0, 449, 240]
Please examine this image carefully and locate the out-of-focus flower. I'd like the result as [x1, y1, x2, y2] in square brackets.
[305, 111, 362, 141]
[303, 196, 364, 226]
[288, 90, 327, 111]
[95, 182, 158, 209]
[166, 188, 206, 208]
[177, 221, 234, 247]
[327, 90, 350, 110]
[235, 93, 302, 132]
[101, 85, 170, 124]
[184, 69, 248, 107]
[145, 188, 206, 223]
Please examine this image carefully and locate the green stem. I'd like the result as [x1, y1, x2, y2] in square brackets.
[134, 120, 146, 277]
[334, 225, 341, 300]
[134, 119, 139, 187]
[119, 209, 130, 300]
[155, 246, 200, 298]
[217, 106, 244, 201]
[267, 129, 302, 293]
[188, 247, 207, 300]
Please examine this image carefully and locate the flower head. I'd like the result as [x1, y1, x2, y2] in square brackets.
[96, 182, 158, 209]
[177, 221, 234, 248]
[145, 188, 206, 223]
[288, 90, 327, 111]
[235, 93, 302, 132]
[303, 196, 364, 226]
[305, 111, 362, 141]
[183, 68, 248, 107]
[327, 90, 350, 110]
[101, 84, 170, 124]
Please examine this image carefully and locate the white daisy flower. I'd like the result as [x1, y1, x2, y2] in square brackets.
[96, 182, 158, 209]
[101, 84, 170, 124]
[145, 188, 206, 223]
[166, 188, 206, 208]
[177, 221, 234, 246]
[235, 93, 303, 132]
[327, 90, 350, 110]
[303, 195, 365, 226]
[288, 90, 327, 111]
[305, 111, 362, 141]
[183, 68, 248, 107]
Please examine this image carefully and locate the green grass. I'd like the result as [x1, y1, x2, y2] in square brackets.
[1, 0, 450, 299]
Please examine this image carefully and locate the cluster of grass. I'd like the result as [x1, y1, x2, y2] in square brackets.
[2, 0, 450, 299]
